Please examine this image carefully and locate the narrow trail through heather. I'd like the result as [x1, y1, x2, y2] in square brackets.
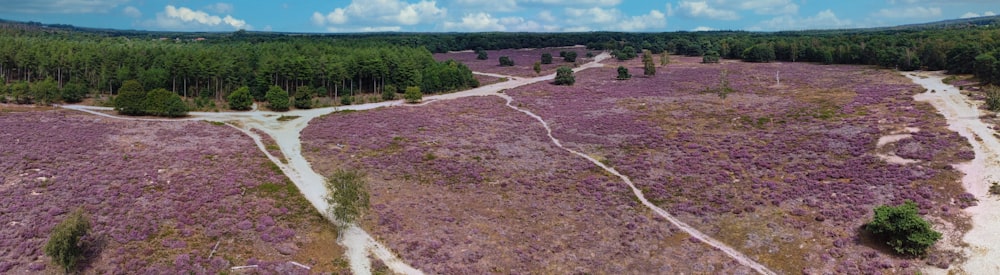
[58, 51, 772, 274]
[495, 93, 776, 275]
[906, 72, 1000, 274]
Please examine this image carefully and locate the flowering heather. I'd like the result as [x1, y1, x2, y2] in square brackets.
[435, 47, 598, 77]
[505, 59, 973, 273]
[0, 111, 344, 273]
[301, 96, 752, 274]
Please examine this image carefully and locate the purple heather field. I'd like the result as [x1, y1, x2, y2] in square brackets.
[302, 96, 752, 274]
[0, 111, 343, 274]
[506, 57, 975, 272]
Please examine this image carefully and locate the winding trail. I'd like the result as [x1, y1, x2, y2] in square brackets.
[906, 72, 1000, 274]
[495, 93, 776, 275]
[59, 51, 773, 274]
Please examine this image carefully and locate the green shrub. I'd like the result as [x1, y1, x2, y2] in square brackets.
[227, 86, 254, 111]
[499, 56, 514, 67]
[985, 86, 1000, 112]
[617, 66, 631, 80]
[143, 88, 188, 117]
[265, 85, 289, 111]
[10, 81, 31, 104]
[404, 86, 422, 103]
[30, 77, 60, 105]
[340, 95, 353, 106]
[865, 201, 941, 256]
[61, 82, 87, 103]
[45, 209, 91, 273]
[325, 169, 370, 225]
[114, 80, 147, 116]
[554, 66, 575, 86]
[563, 51, 577, 63]
[381, 84, 397, 101]
[294, 86, 314, 109]
[541, 53, 553, 64]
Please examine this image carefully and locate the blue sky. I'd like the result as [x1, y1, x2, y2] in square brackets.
[0, 1, 997, 33]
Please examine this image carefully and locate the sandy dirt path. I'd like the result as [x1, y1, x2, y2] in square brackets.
[906, 72, 1000, 274]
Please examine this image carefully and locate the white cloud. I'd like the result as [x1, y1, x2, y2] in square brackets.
[678, 1, 740, 20]
[153, 5, 252, 30]
[327, 26, 403, 32]
[960, 11, 996, 19]
[312, 0, 446, 28]
[563, 26, 592, 32]
[538, 10, 556, 22]
[523, 0, 621, 6]
[565, 7, 620, 24]
[497, 16, 561, 32]
[455, 0, 518, 12]
[2, 0, 130, 14]
[444, 12, 506, 31]
[735, 0, 798, 15]
[693, 26, 715, 31]
[122, 6, 142, 18]
[617, 10, 667, 31]
[205, 3, 234, 14]
[758, 9, 853, 31]
[874, 6, 942, 19]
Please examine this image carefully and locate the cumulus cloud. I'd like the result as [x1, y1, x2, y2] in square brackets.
[152, 5, 251, 30]
[617, 10, 667, 31]
[1, 0, 129, 14]
[312, 0, 446, 28]
[122, 6, 142, 18]
[455, 0, 518, 12]
[874, 6, 942, 19]
[757, 9, 853, 31]
[960, 11, 996, 19]
[693, 26, 715, 31]
[523, 0, 621, 6]
[497, 16, 561, 32]
[734, 0, 798, 15]
[444, 12, 506, 31]
[565, 7, 620, 25]
[678, 1, 740, 20]
[205, 3, 234, 14]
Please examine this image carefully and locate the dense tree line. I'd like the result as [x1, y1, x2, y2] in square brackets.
[0, 28, 477, 106]
[3, 18, 1000, 106]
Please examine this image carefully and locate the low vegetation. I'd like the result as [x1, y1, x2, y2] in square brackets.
[865, 201, 941, 256]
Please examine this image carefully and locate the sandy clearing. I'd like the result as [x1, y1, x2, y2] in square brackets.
[907, 71, 1000, 275]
